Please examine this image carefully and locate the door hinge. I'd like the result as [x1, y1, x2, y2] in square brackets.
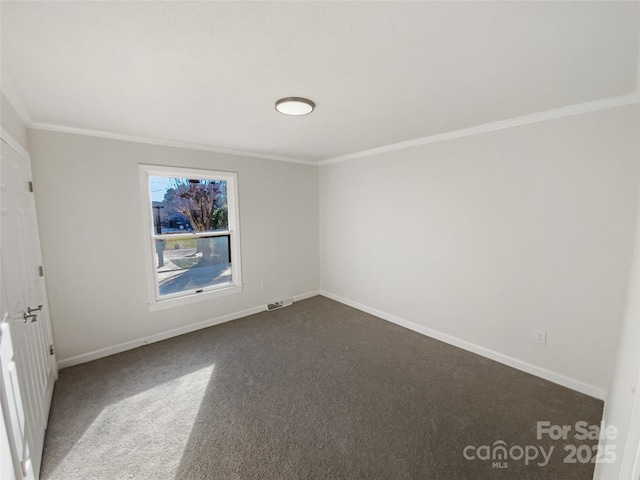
[49, 344, 55, 356]
[28, 181, 33, 193]
[38, 266, 44, 277]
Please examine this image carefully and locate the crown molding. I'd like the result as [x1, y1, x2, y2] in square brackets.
[2, 73, 316, 166]
[5, 79, 638, 167]
[318, 93, 640, 166]
[29, 122, 317, 166]
[1, 73, 32, 125]
[1, 126, 30, 159]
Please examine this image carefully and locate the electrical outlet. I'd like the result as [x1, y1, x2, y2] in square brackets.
[535, 330, 547, 345]
[260, 281, 268, 291]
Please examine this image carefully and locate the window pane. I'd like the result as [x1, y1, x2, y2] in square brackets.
[149, 176, 228, 235]
[156, 235, 231, 297]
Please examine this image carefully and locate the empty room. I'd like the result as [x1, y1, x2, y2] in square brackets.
[1, 1, 639, 479]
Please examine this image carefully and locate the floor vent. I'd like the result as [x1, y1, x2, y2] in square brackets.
[267, 297, 293, 311]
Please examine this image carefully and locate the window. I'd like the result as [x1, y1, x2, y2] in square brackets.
[139, 165, 242, 310]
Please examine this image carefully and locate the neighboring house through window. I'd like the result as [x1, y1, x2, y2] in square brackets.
[139, 165, 242, 310]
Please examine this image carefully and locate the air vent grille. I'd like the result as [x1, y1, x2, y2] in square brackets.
[267, 297, 293, 311]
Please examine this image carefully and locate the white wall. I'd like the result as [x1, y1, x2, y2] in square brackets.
[28, 130, 319, 364]
[1, 93, 28, 150]
[320, 104, 639, 395]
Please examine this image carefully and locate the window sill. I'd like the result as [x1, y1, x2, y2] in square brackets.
[148, 284, 242, 312]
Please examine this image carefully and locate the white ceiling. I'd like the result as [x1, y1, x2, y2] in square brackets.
[2, 1, 638, 163]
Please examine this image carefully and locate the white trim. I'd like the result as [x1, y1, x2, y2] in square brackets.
[148, 285, 243, 312]
[12, 92, 640, 167]
[319, 290, 607, 400]
[153, 230, 231, 241]
[0, 127, 30, 159]
[620, 368, 640, 480]
[29, 122, 316, 165]
[318, 93, 640, 166]
[57, 304, 265, 369]
[292, 290, 320, 302]
[56, 290, 320, 369]
[149, 288, 319, 314]
[0, 73, 32, 126]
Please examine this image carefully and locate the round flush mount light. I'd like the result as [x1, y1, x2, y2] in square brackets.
[275, 97, 315, 116]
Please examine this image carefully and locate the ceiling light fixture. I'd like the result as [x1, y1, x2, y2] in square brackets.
[275, 97, 315, 116]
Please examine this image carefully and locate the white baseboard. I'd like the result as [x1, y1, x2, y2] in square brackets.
[293, 290, 320, 302]
[58, 289, 605, 400]
[319, 290, 607, 400]
[57, 290, 320, 369]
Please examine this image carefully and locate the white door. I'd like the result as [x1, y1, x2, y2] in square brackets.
[0, 134, 56, 480]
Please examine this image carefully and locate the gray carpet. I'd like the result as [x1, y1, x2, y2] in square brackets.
[41, 296, 602, 479]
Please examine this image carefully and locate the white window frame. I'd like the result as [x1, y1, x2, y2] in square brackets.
[138, 164, 242, 311]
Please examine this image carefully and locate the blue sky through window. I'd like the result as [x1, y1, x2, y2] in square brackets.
[150, 176, 171, 202]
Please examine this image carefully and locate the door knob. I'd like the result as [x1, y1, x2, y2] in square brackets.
[23, 313, 38, 323]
